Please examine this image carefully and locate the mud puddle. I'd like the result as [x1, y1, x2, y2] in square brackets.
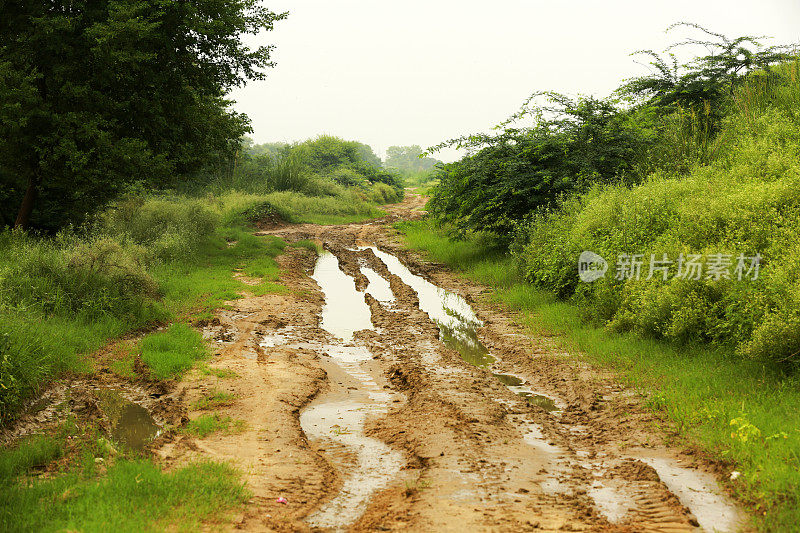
[368, 248, 570, 419]
[493, 373, 563, 412]
[633, 451, 743, 531]
[94, 388, 160, 451]
[310, 250, 373, 341]
[361, 266, 394, 304]
[301, 250, 403, 531]
[370, 247, 492, 367]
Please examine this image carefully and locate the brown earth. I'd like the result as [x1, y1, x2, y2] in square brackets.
[3, 192, 747, 532]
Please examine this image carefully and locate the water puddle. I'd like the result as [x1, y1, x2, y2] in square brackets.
[301, 396, 402, 530]
[522, 423, 561, 455]
[311, 251, 373, 341]
[370, 247, 492, 367]
[634, 454, 743, 532]
[587, 481, 635, 523]
[94, 389, 160, 451]
[493, 373, 563, 412]
[361, 266, 395, 304]
[300, 250, 403, 531]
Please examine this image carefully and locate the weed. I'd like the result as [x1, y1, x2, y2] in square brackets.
[183, 414, 246, 438]
[191, 389, 237, 411]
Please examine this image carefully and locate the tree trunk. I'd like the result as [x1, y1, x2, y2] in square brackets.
[13, 175, 39, 230]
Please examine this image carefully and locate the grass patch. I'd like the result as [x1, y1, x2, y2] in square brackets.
[191, 389, 237, 411]
[0, 417, 246, 531]
[0, 459, 247, 532]
[287, 239, 321, 253]
[0, 434, 63, 483]
[397, 219, 800, 531]
[196, 363, 239, 380]
[183, 414, 246, 438]
[152, 228, 288, 316]
[140, 323, 208, 380]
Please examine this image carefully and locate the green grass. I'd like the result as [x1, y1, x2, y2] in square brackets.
[183, 414, 245, 438]
[0, 434, 63, 483]
[217, 190, 386, 226]
[0, 459, 247, 532]
[397, 219, 800, 531]
[139, 323, 208, 380]
[196, 363, 239, 380]
[191, 389, 237, 411]
[288, 239, 321, 253]
[152, 228, 288, 316]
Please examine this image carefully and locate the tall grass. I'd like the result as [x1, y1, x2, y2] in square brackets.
[0, 459, 247, 532]
[205, 153, 310, 195]
[217, 190, 386, 227]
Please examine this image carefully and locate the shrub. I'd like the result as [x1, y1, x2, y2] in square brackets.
[94, 196, 218, 262]
[518, 65, 800, 366]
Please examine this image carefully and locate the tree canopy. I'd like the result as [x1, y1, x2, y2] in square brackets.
[384, 145, 441, 174]
[0, 0, 286, 230]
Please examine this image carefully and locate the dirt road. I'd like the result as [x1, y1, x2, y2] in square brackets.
[159, 192, 745, 532]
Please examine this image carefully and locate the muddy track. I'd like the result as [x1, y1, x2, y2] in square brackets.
[165, 192, 746, 532]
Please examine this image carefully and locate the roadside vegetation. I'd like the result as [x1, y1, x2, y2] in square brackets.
[417, 24, 800, 530]
[0, 421, 247, 532]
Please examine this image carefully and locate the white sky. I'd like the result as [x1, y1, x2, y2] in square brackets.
[231, 1, 800, 162]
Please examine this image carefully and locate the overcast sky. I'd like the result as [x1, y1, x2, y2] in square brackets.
[230, 1, 800, 162]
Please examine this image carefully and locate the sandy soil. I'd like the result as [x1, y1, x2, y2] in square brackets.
[4, 192, 748, 532]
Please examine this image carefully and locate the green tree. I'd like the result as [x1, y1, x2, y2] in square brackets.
[0, 1, 286, 229]
[619, 23, 797, 126]
[428, 93, 652, 240]
[290, 135, 381, 173]
[385, 145, 441, 173]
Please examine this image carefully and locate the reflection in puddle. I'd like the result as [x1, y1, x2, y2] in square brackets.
[493, 374, 561, 411]
[371, 247, 493, 367]
[301, 251, 402, 531]
[94, 389, 159, 451]
[301, 397, 402, 531]
[361, 266, 395, 303]
[311, 251, 373, 341]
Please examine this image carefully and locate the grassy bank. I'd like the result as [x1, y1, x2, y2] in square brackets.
[397, 219, 800, 531]
[0, 422, 247, 532]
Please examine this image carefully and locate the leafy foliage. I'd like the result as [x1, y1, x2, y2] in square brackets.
[518, 62, 800, 367]
[620, 22, 797, 117]
[428, 93, 656, 239]
[0, 0, 286, 230]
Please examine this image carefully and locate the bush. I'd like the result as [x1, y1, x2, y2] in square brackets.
[0, 230, 159, 319]
[94, 196, 218, 262]
[518, 66, 800, 366]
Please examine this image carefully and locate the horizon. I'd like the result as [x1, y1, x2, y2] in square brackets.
[231, 0, 800, 163]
